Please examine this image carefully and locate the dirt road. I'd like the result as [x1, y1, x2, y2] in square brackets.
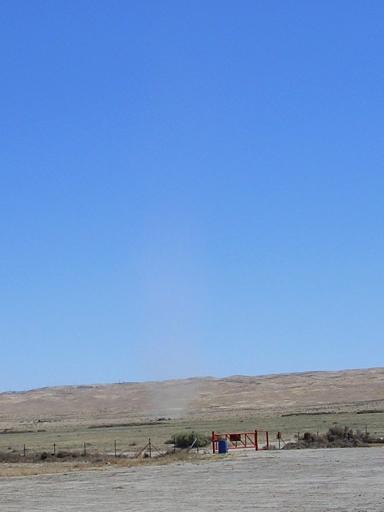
[1, 447, 384, 511]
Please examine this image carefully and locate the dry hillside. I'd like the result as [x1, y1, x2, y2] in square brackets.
[1, 368, 383, 431]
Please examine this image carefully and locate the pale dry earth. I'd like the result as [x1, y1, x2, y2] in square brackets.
[1, 447, 384, 511]
[1, 368, 384, 431]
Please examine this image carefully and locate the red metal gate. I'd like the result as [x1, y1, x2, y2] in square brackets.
[211, 430, 270, 453]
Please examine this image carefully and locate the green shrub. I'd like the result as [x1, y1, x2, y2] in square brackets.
[168, 431, 210, 449]
[303, 432, 316, 443]
[285, 425, 381, 450]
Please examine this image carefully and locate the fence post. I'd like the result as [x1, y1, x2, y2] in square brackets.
[255, 430, 258, 451]
[114, 440, 117, 458]
[23, 444, 26, 457]
[83, 442, 87, 456]
[212, 432, 216, 454]
[53, 443, 56, 456]
[266, 431, 269, 449]
[148, 438, 152, 458]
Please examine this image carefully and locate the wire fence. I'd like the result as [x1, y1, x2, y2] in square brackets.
[1, 424, 384, 462]
[0, 437, 197, 462]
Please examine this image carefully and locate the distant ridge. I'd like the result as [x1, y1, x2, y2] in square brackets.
[1, 368, 383, 430]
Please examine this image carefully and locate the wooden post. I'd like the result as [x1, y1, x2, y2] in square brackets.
[212, 432, 216, 454]
[255, 430, 258, 451]
[266, 431, 269, 449]
[53, 443, 56, 456]
[23, 444, 26, 457]
[148, 438, 152, 458]
[83, 442, 86, 456]
[114, 440, 117, 457]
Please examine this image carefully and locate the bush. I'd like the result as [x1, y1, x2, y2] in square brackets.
[284, 425, 382, 450]
[168, 431, 210, 449]
[303, 432, 316, 443]
[327, 426, 351, 442]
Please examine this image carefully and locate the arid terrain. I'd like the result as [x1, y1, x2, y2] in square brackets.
[2, 447, 384, 511]
[0, 368, 383, 455]
[2, 368, 384, 426]
[1, 368, 384, 511]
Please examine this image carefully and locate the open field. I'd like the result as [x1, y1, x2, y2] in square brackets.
[1, 447, 384, 511]
[1, 410, 384, 456]
[1, 368, 383, 456]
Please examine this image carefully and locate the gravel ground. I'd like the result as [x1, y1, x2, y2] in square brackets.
[1, 447, 384, 511]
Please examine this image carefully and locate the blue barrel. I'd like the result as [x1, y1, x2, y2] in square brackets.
[218, 439, 228, 454]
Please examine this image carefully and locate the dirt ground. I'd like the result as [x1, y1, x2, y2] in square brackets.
[1, 447, 384, 511]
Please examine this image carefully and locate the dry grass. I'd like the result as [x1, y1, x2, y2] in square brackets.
[1, 369, 384, 432]
[1, 368, 384, 477]
[0, 451, 207, 478]
[1, 409, 384, 459]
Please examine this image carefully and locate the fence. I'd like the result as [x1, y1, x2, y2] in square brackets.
[0, 437, 175, 462]
[211, 430, 285, 453]
[1, 424, 383, 461]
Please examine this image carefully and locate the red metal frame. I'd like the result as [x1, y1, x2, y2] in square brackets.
[211, 430, 270, 453]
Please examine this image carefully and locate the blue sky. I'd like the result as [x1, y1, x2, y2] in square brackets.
[1, 1, 383, 391]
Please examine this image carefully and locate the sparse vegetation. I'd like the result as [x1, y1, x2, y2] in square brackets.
[0, 449, 206, 478]
[284, 425, 384, 449]
[167, 431, 210, 449]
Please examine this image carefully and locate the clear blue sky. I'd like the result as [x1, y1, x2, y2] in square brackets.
[1, 1, 383, 391]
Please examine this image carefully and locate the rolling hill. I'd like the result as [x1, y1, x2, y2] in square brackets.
[1, 368, 383, 431]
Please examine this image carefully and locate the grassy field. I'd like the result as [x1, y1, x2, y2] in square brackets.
[1, 410, 383, 456]
[1, 369, 383, 461]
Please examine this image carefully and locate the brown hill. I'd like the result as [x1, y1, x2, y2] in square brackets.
[1, 368, 383, 430]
